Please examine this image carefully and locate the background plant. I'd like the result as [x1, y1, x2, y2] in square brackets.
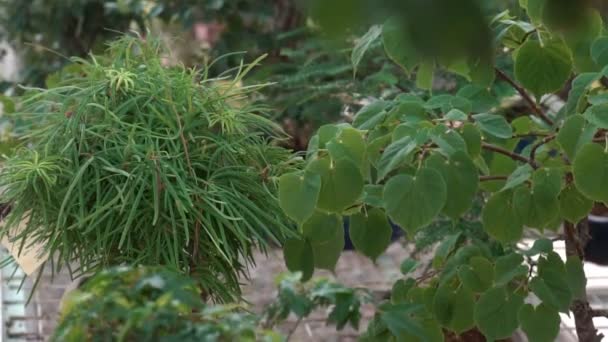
[279, 1, 608, 341]
[0, 35, 298, 302]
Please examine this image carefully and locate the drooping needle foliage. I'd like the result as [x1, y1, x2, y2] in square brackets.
[0, 35, 298, 302]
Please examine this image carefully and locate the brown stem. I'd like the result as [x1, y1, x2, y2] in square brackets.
[495, 68, 555, 127]
[564, 220, 603, 342]
[481, 142, 538, 167]
[479, 175, 508, 182]
[529, 134, 557, 166]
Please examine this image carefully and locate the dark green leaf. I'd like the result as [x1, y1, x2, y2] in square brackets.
[284, 238, 315, 281]
[349, 208, 392, 261]
[279, 171, 321, 224]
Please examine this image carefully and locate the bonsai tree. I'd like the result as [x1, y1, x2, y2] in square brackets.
[0, 35, 298, 302]
[279, 1, 608, 341]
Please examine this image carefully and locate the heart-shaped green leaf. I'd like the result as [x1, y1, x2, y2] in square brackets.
[458, 123, 482, 157]
[482, 190, 524, 243]
[308, 157, 364, 213]
[559, 183, 593, 223]
[302, 210, 342, 243]
[573, 143, 608, 202]
[474, 287, 524, 341]
[518, 304, 561, 342]
[283, 238, 314, 281]
[458, 256, 494, 293]
[425, 151, 479, 219]
[349, 208, 392, 261]
[327, 127, 366, 167]
[514, 39, 573, 97]
[591, 36, 608, 66]
[472, 113, 513, 139]
[433, 282, 476, 334]
[383, 168, 447, 233]
[278, 171, 321, 224]
[377, 136, 418, 180]
[557, 114, 596, 160]
[310, 221, 344, 271]
[382, 17, 418, 75]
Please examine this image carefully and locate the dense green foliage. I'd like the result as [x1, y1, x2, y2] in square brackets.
[279, 1, 608, 340]
[0, 36, 297, 301]
[53, 266, 281, 341]
[53, 267, 368, 341]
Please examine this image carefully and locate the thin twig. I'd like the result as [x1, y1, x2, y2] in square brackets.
[495, 68, 555, 127]
[286, 316, 304, 341]
[479, 175, 508, 182]
[529, 134, 557, 166]
[481, 142, 537, 167]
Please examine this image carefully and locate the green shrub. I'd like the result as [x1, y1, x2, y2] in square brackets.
[0, 35, 298, 301]
[53, 266, 280, 341]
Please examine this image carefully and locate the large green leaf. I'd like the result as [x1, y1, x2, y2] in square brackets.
[514, 39, 573, 97]
[308, 157, 364, 213]
[283, 238, 314, 281]
[425, 152, 478, 219]
[382, 17, 418, 74]
[494, 253, 528, 286]
[482, 190, 524, 243]
[383, 168, 447, 233]
[531, 251, 573, 312]
[474, 287, 524, 341]
[518, 304, 561, 342]
[309, 222, 344, 271]
[472, 113, 513, 139]
[327, 127, 366, 168]
[573, 143, 608, 203]
[301, 210, 342, 243]
[433, 282, 476, 334]
[557, 114, 595, 160]
[349, 208, 392, 261]
[278, 171, 321, 224]
[559, 183, 593, 223]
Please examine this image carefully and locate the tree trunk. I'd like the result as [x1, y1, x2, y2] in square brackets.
[564, 219, 603, 342]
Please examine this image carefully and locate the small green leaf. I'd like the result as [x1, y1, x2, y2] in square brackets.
[283, 238, 314, 281]
[458, 256, 494, 292]
[349, 208, 392, 261]
[591, 36, 608, 66]
[532, 251, 573, 312]
[383, 168, 447, 233]
[566, 256, 587, 300]
[362, 184, 384, 207]
[559, 183, 593, 223]
[585, 103, 608, 129]
[566, 72, 601, 115]
[443, 109, 468, 121]
[377, 136, 418, 180]
[473, 113, 513, 139]
[474, 287, 524, 341]
[573, 143, 608, 203]
[502, 164, 533, 191]
[353, 101, 390, 130]
[522, 239, 554, 256]
[518, 304, 561, 342]
[278, 171, 321, 224]
[351, 25, 382, 76]
[456, 84, 498, 113]
[494, 253, 528, 286]
[459, 123, 482, 157]
[416, 62, 434, 90]
[557, 114, 596, 160]
[400, 258, 419, 275]
[425, 152, 479, 219]
[430, 125, 468, 157]
[482, 190, 524, 243]
[308, 157, 364, 213]
[514, 39, 573, 97]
